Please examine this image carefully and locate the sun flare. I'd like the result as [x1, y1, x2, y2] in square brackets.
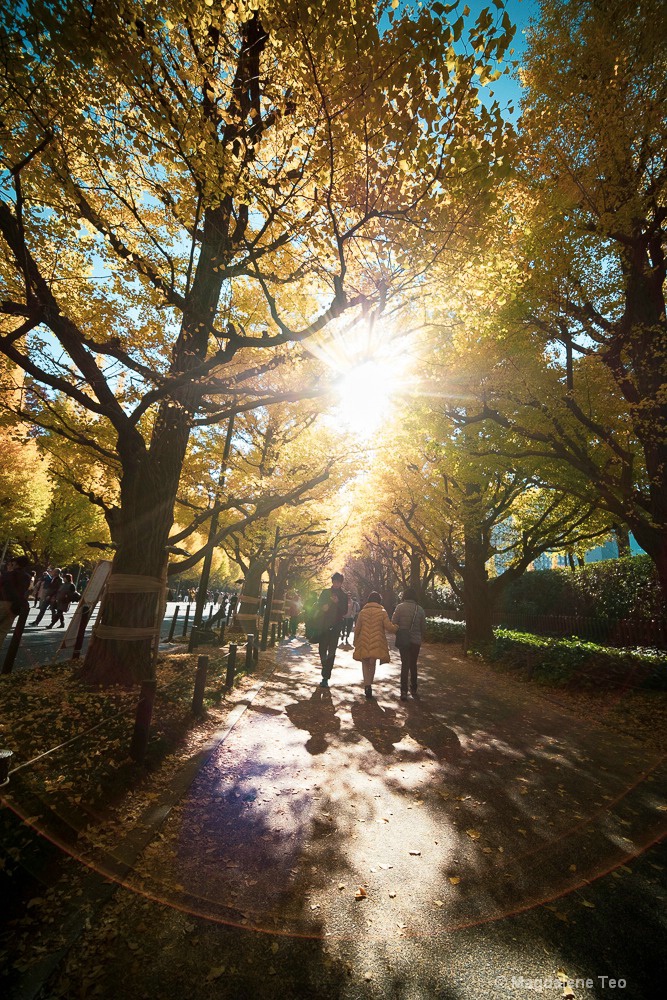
[336, 358, 403, 435]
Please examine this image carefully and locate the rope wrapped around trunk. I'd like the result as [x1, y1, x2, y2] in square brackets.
[93, 574, 165, 641]
[105, 574, 164, 593]
[92, 624, 157, 641]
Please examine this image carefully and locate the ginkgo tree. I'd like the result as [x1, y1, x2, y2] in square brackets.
[0, 0, 515, 684]
[472, 0, 667, 606]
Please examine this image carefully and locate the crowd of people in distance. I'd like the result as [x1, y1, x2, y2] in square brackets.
[3, 555, 424, 702]
[0, 557, 84, 645]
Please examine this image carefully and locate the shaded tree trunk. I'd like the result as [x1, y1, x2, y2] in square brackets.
[614, 524, 631, 558]
[80, 403, 190, 686]
[462, 525, 495, 649]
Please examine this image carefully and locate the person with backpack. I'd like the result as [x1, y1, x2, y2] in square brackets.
[316, 572, 349, 687]
[47, 572, 79, 628]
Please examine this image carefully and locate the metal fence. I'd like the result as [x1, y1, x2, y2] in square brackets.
[490, 612, 667, 651]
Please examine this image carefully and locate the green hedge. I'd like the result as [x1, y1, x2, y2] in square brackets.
[424, 617, 667, 689]
[489, 628, 667, 690]
[498, 554, 662, 620]
[424, 618, 466, 643]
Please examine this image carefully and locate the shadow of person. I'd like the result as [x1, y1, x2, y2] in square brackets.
[350, 698, 405, 755]
[401, 698, 463, 761]
[284, 687, 341, 755]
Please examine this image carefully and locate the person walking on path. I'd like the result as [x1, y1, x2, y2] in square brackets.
[32, 566, 52, 612]
[47, 572, 78, 628]
[285, 592, 302, 638]
[353, 591, 398, 699]
[317, 572, 348, 687]
[341, 596, 359, 643]
[0, 554, 32, 647]
[33, 568, 62, 626]
[391, 587, 426, 700]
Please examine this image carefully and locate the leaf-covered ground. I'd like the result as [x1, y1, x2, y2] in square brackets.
[2, 640, 666, 1000]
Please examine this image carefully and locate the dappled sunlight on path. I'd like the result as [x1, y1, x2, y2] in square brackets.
[121, 638, 667, 951]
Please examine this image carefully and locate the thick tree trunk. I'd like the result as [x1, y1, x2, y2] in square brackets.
[80, 399, 192, 686]
[630, 524, 667, 619]
[614, 524, 631, 558]
[235, 558, 265, 638]
[462, 526, 495, 649]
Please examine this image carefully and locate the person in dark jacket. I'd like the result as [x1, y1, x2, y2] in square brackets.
[34, 568, 62, 626]
[317, 572, 348, 687]
[0, 555, 32, 646]
[391, 587, 426, 700]
[47, 572, 77, 628]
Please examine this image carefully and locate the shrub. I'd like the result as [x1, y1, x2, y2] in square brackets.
[489, 628, 667, 690]
[425, 617, 466, 643]
[499, 554, 662, 621]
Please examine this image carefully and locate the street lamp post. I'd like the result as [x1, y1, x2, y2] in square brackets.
[260, 526, 280, 651]
[193, 415, 235, 630]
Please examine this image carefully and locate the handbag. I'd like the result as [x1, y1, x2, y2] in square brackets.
[395, 602, 418, 649]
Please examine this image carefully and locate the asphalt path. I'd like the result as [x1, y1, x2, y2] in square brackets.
[0, 601, 219, 672]
[36, 636, 666, 999]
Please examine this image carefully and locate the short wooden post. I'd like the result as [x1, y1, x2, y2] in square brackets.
[129, 679, 157, 763]
[181, 603, 190, 637]
[72, 605, 91, 660]
[208, 603, 213, 621]
[245, 634, 254, 672]
[188, 626, 199, 653]
[168, 605, 180, 642]
[192, 655, 208, 716]
[225, 644, 237, 690]
[270, 622, 276, 647]
[218, 623, 226, 646]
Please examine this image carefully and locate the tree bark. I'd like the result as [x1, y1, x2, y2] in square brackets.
[462, 525, 495, 649]
[614, 524, 631, 558]
[80, 403, 190, 685]
[235, 558, 266, 638]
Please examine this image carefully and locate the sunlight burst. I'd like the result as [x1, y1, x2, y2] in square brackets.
[302, 319, 415, 438]
[336, 358, 403, 435]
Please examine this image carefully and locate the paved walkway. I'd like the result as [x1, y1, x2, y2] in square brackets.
[9, 639, 667, 998]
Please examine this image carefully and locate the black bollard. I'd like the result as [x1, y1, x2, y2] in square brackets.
[1, 609, 29, 676]
[129, 679, 157, 763]
[208, 604, 214, 621]
[218, 623, 226, 646]
[225, 644, 237, 691]
[72, 605, 91, 660]
[168, 605, 180, 642]
[245, 634, 254, 672]
[188, 626, 199, 654]
[192, 655, 208, 716]
[181, 603, 190, 637]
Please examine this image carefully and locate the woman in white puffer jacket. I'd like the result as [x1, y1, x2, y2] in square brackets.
[352, 591, 398, 699]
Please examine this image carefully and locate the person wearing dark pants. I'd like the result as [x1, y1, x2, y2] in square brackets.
[317, 572, 348, 687]
[391, 587, 426, 701]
